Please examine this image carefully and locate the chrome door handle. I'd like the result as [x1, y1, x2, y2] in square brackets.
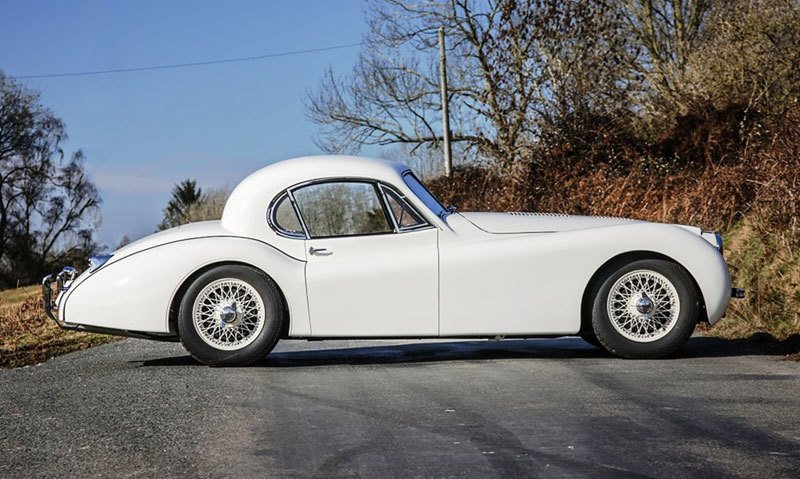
[309, 247, 333, 256]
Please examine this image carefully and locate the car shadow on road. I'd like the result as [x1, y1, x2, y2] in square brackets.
[136, 336, 790, 368]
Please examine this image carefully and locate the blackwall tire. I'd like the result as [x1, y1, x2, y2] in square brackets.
[580, 332, 602, 349]
[178, 265, 284, 366]
[592, 259, 699, 359]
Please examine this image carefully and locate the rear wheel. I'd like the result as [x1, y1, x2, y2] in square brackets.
[591, 259, 699, 358]
[178, 265, 284, 366]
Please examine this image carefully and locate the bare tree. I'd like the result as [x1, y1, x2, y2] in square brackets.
[685, 0, 800, 115]
[306, 0, 636, 167]
[181, 187, 230, 224]
[0, 72, 101, 286]
[117, 235, 131, 249]
[621, 0, 800, 133]
[620, 0, 715, 116]
[158, 181, 230, 230]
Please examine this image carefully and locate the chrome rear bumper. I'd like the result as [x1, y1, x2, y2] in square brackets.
[41, 267, 78, 325]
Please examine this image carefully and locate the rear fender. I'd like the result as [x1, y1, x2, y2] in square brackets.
[60, 236, 308, 335]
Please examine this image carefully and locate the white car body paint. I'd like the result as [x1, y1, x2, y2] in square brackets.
[438, 214, 730, 336]
[304, 228, 439, 336]
[61, 232, 311, 335]
[55, 155, 733, 339]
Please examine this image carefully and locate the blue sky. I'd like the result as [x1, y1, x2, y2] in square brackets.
[0, 0, 368, 249]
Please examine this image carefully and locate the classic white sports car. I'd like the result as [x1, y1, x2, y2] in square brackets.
[43, 156, 743, 365]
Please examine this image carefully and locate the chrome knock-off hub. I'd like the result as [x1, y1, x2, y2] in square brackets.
[635, 294, 654, 315]
[219, 304, 238, 324]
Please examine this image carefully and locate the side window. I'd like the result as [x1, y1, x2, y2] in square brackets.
[272, 194, 304, 237]
[383, 187, 426, 230]
[292, 182, 393, 238]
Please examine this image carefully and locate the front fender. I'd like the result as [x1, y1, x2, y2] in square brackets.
[587, 223, 732, 325]
[60, 236, 308, 335]
[439, 220, 731, 335]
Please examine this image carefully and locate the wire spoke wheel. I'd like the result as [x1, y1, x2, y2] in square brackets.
[606, 269, 681, 343]
[192, 278, 266, 351]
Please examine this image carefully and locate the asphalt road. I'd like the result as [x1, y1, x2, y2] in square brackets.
[0, 337, 799, 479]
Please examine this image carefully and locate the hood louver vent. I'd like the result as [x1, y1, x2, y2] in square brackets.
[507, 212, 634, 221]
[507, 212, 569, 218]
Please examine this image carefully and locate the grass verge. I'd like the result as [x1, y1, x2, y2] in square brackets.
[0, 285, 117, 369]
[702, 218, 800, 361]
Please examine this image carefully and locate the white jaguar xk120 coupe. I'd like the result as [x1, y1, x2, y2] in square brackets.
[43, 156, 743, 365]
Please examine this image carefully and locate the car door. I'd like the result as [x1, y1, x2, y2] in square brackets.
[291, 180, 439, 337]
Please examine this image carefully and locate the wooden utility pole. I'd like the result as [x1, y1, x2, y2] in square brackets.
[438, 26, 453, 177]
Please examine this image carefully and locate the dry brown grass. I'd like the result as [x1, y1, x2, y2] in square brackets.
[713, 221, 800, 339]
[0, 285, 117, 369]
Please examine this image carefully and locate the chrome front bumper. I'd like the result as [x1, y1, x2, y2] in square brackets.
[41, 267, 78, 326]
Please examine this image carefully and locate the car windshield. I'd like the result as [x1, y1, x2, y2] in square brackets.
[403, 172, 447, 218]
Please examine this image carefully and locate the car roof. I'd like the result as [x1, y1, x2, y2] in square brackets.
[220, 155, 411, 236]
[238, 155, 408, 189]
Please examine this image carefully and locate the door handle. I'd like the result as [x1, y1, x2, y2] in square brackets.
[309, 246, 333, 256]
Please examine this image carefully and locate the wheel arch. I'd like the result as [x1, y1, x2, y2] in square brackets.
[579, 250, 708, 336]
[167, 261, 291, 338]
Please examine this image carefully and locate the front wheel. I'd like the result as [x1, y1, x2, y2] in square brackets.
[178, 265, 284, 366]
[591, 259, 699, 359]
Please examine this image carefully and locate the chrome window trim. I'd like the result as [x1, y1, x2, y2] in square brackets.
[266, 176, 436, 240]
[286, 189, 311, 239]
[402, 171, 448, 219]
[377, 184, 400, 232]
[370, 182, 399, 233]
[377, 183, 431, 233]
[267, 191, 308, 239]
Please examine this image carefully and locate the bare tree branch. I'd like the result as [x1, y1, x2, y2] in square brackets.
[305, 0, 637, 168]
